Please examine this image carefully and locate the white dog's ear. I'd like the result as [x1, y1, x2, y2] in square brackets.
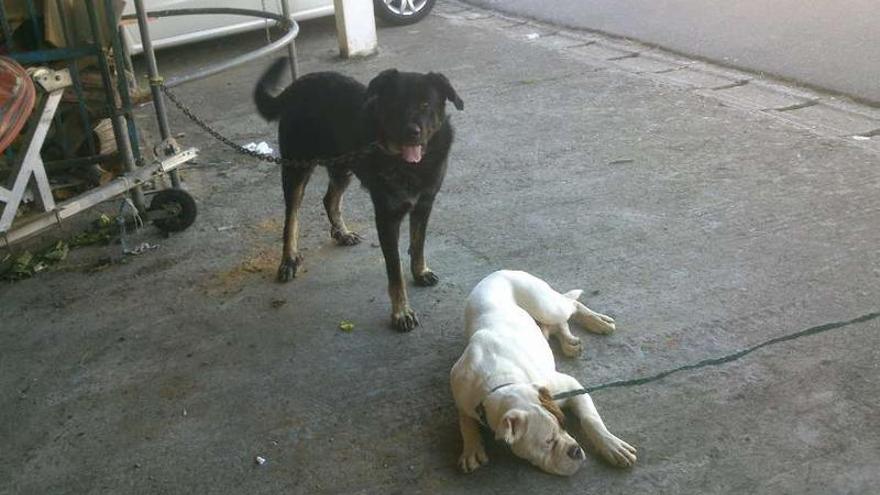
[562, 289, 583, 301]
[496, 410, 527, 445]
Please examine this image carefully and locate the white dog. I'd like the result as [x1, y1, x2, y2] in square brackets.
[450, 270, 637, 476]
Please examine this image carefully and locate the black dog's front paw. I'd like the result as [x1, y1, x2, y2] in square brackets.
[276, 255, 303, 282]
[413, 269, 440, 287]
[331, 227, 363, 247]
[391, 307, 419, 332]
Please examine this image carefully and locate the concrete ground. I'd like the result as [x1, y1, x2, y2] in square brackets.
[2, 1, 879, 493]
[465, 0, 880, 105]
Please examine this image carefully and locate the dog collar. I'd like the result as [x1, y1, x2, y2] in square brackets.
[475, 382, 516, 428]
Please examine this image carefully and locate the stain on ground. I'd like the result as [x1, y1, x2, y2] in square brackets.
[203, 246, 278, 297]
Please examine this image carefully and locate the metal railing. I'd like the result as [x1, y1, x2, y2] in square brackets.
[0, 0, 299, 247]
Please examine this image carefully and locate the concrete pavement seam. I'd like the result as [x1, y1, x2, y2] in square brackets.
[442, 0, 880, 153]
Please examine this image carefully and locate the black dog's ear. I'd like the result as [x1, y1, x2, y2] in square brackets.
[427, 72, 464, 111]
[366, 68, 400, 101]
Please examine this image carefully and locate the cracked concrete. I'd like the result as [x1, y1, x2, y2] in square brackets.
[2, 1, 879, 493]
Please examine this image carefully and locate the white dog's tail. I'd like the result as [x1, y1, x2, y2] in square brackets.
[562, 289, 583, 300]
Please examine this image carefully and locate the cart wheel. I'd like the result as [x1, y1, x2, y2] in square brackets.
[149, 188, 197, 233]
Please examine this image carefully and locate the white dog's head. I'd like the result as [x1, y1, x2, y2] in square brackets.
[495, 386, 587, 476]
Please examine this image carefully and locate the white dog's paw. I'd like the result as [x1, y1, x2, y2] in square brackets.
[596, 434, 637, 468]
[459, 446, 489, 473]
[560, 336, 583, 357]
[584, 312, 615, 335]
[597, 312, 615, 325]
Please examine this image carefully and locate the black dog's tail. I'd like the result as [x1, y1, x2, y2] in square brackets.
[254, 58, 288, 121]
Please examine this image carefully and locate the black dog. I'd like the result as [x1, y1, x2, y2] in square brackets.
[254, 59, 463, 331]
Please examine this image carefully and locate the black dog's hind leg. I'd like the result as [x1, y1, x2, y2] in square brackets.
[373, 199, 419, 332]
[278, 164, 315, 282]
[324, 167, 362, 246]
[409, 194, 439, 286]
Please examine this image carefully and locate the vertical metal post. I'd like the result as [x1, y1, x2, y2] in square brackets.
[55, 0, 97, 156]
[131, 0, 181, 187]
[84, 0, 146, 211]
[24, 0, 43, 49]
[103, 0, 142, 163]
[279, 0, 299, 80]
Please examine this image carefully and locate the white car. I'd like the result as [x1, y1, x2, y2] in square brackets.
[123, 0, 436, 54]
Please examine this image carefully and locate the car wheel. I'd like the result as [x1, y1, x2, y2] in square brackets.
[373, 0, 436, 25]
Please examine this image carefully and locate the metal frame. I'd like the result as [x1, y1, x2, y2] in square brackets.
[0, 1, 299, 249]
[0, 69, 64, 234]
[124, 6, 300, 87]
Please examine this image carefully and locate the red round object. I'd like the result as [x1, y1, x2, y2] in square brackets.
[0, 56, 36, 155]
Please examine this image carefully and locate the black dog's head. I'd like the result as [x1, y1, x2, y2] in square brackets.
[365, 69, 464, 164]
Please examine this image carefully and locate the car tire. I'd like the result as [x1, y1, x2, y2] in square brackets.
[373, 0, 436, 25]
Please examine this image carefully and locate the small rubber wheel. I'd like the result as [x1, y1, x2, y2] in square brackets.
[373, 0, 436, 25]
[149, 188, 197, 233]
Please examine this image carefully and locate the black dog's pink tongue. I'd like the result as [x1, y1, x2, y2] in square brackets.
[401, 145, 423, 164]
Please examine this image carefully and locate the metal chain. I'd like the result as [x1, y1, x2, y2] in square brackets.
[159, 84, 378, 169]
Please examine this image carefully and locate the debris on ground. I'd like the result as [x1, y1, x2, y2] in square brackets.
[69, 214, 115, 248]
[42, 240, 69, 263]
[1, 241, 69, 281]
[3, 251, 33, 280]
[124, 242, 159, 256]
[255, 456, 267, 466]
[243, 141, 273, 155]
[270, 299, 287, 309]
[339, 321, 355, 332]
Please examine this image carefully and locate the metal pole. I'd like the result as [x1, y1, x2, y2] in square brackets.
[84, 0, 147, 211]
[55, 0, 97, 156]
[279, 0, 299, 80]
[118, 8, 299, 87]
[163, 20, 298, 88]
[24, 0, 43, 49]
[103, 0, 142, 163]
[131, 0, 181, 187]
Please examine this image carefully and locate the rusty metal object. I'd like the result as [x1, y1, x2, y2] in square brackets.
[0, 56, 36, 155]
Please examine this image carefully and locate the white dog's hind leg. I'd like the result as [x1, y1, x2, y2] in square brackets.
[555, 375, 636, 467]
[570, 299, 616, 334]
[458, 413, 489, 473]
[554, 322, 583, 357]
[540, 321, 583, 357]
